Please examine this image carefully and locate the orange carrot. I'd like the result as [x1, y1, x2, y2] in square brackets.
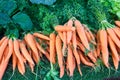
[75, 20, 90, 50]
[0, 37, 8, 61]
[108, 36, 119, 69]
[56, 35, 64, 78]
[57, 32, 64, 42]
[5, 39, 13, 62]
[78, 50, 94, 67]
[62, 31, 67, 56]
[55, 25, 75, 31]
[17, 60, 25, 75]
[33, 32, 50, 40]
[107, 28, 120, 48]
[67, 19, 73, 44]
[13, 39, 25, 72]
[20, 41, 34, 65]
[12, 51, 17, 71]
[112, 27, 120, 39]
[28, 50, 34, 72]
[50, 33, 56, 64]
[115, 21, 120, 27]
[0, 36, 7, 46]
[24, 33, 40, 62]
[99, 30, 109, 68]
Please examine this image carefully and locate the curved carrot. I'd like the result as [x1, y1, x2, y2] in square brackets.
[56, 35, 64, 78]
[20, 41, 34, 65]
[107, 28, 120, 48]
[13, 39, 25, 72]
[5, 39, 13, 62]
[24, 33, 39, 62]
[33, 32, 50, 40]
[75, 20, 90, 50]
[78, 50, 94, 67]
[0, 37, 8, 61]
[108, 36, 119, 69]
[99, 30, 109, 68]
[50, 33, 56, 64]
[55, 25, 75, 31]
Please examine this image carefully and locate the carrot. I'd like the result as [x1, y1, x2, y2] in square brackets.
[62, 31, 67, 56]
[72, 31, 80, 65]
[67, 45, 75, 76]
[17, 60, 25, 75]
[0, 36, 7, 46]
[12, 51, 17, 71]
[107, 28, 120, 48]
[108, 36, 119, 69]
[13, 39, 25, 72]
[24, 33, 40, 62]
[78, 50, 94, 67]
[55, 25, 75, 31]
[0, 37, 8, 61]
[75, 20, 90, 50]
[56, 35, 64, 78]
[32, 51, 39, 64]
[3, 46, 9, 59]
[5, 39, 13, 62]
[50, 33, 56, 64]
[93, 49, 97, 58]
[28, 50, 34, 72]
[20, 41, 34, 65]
[67, 19, 73, 44]
[99, 30, 109, 68]
[0, 57, 8, 80]
[112, 27, 120, 39]
[57, 32, 64, 42]
[115, 21, 120, 27]
[33, 32, 50, 40]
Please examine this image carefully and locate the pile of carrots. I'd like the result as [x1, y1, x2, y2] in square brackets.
[1, 18, 120, 79]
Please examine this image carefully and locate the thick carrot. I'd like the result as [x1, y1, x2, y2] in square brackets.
[56, 35, 64, 78]
[67, 19, 73, 44]
[0, 36, 7, 46]
[99, 30, 109, 68]
[5, 39, 13, 62]
[24, 33, 40, 62]
[50, 33, 56, 64]
[0, 37, 8, 61]
[75, 20, 90, 50]
[13, 39, 25, 72]
[78, 50, 94, 67]
[0, 57, 8, 80]
[33, 32, 50, 40]
[108, 36, 119, 69]
[107, 28, 120, 48]
[62, 31, 67, 56]
[67, 45, 75, 76]
[55, 25, 75, 31]
[20, 41, 34, 65]
[112, 27, 120, 39]
[115, 21, 120, 27]
[57, 32, 64, 42]
[17, 60, 25, 75]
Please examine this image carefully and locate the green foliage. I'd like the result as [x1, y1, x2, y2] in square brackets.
[30, 0, 56, 5]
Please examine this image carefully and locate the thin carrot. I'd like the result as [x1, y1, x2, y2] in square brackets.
[20, 41, 34, 65]
[0, 37, 8, 61]
[13, 39, 25, 72]
[78, 50, 94, 67]
[108, 36, 119, 69]
[57, 32, 64, 42]
[24, 33, 40, 62]
[5, 39, 13, 62]
[50, 33, 56, 64]
[33, 32, 50, 40]
[99, 30, 109, 68]
[12, 51, 17, 71]
[28, 50, 34, 72]
[75, 20, 90, 50]
[56, 35, 64, 78]
[17, 60, 25, 75]
[62, 31, 67, 56]
[55, 25, 75, 31]
[107, 28, 120, 48]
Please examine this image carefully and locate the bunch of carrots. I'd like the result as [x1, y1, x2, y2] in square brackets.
[1, 18, 120, 80]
